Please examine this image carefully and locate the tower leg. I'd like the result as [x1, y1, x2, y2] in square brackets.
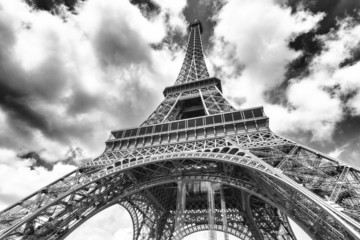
[241, 191, 264, 240]
[207, 182, 217, 240]
[175, 180, 186, 238]
[220, 185, 229, 240]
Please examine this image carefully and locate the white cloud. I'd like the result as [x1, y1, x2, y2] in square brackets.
[333, 62, 360, 115]
[268, 16, 360, 140]
[0, 153, 76, 210]
[209, 0, 360, 143]
[0, 148, 20, 165]
[328, 147, 346, 159]
[269, 76, 342, 141]
[209, 0, 323, 106]
[0, 0, 187, 162]
[153, 0, 188, 33]
[314, 17, 360, 68]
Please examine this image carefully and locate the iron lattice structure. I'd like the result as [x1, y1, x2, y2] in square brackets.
[1, 19, 360, 240]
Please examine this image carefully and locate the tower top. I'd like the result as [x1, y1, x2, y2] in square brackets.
[174, 18, 209, 85]
[189, 19, 203, 33]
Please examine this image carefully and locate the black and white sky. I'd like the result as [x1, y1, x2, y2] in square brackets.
[1, 0, 360, 239]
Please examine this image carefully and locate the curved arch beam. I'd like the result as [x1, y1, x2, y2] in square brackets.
[56, 175, 280, 240]
[1, 153, 360, 240]
[87, 151, 360, 235]
[174, 224, 253, 240]
[56, 174, 310, 240]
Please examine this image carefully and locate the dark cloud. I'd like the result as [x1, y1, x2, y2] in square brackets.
[263, 0, 360, 105]
[183, 0, 225, 51]
[290, 0, 360, 33]
[0, 80, 49, 137]
[130, 0, 161, 19]
[19, 151, 56, 170]
[287, 31, 320, 75]
[25, 0, 162, 19]
[287, 0, 360, 69]
[105, 76, 162, 129]
[0, 35, 83, 145]
[25, 0, 84, 13]
[0, 1, 114, 151]
[94, 18, 152, 67]
[0, 0, 176, 162]
[65, 90, 99, 115]
[0, 20, 50, 139]
[19, 147, 87, 171]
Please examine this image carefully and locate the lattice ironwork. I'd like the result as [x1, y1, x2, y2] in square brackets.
[175, 19, 210, 85]
[1, 19, 360, 240]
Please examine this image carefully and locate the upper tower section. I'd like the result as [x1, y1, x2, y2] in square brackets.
[174, 19, 210, 85]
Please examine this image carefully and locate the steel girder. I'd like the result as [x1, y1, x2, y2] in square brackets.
[141, 86, 234, 126]
[200, 86, 236, 114]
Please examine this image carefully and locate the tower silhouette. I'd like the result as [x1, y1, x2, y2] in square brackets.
[1, 19, 360, 240]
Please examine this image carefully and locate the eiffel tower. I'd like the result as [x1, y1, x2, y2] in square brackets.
[1, 19, 360, 240]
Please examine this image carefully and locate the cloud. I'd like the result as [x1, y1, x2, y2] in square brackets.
[328, 147, 346, 159]
[0, 0, 187, 218]
[25, 0, 81, 12]
[153, 0, 188, 33]
[209, 0, 324, 107]
[283, 0, 360, 79]
[0, 148, 76, 210]
[267, 78, 342, 141]
[0, 0, 187, 165]
[207, 0, 360, 154]
[18, 146, 86, 170]
[77, 0, 167, 67]
[271, 16, 360, 142]
[208, 0, 336, 140]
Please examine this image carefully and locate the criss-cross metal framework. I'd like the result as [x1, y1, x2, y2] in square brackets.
[1, 19, 360, 240]
[175, 20, 209, 85]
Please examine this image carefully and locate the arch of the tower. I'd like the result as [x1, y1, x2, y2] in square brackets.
[60, 174, 296, 240]
[2, 153, 360, 240]
[63, 197, 255, 240]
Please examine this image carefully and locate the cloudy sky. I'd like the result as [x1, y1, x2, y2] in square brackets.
[1, 0, 360, 239]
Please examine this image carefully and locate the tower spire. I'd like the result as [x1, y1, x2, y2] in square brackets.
[175, 19, 210, 85]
